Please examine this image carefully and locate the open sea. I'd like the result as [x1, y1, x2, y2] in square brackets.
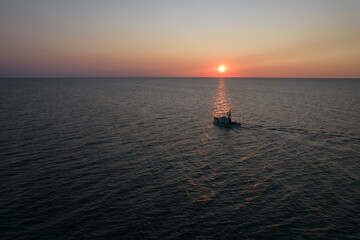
[0, 77, 359, 239]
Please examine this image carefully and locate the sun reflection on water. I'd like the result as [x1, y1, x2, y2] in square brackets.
[185, 123, 217, 202]
[213, 78, 231, 117]
[184, 79, 234, 202]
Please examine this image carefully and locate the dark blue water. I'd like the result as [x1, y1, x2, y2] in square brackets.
[1, 78, 359, 239]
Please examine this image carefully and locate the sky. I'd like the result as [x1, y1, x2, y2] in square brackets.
[0, 0, 360, 78]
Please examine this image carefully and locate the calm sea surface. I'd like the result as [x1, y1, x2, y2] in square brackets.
[1, 78, 359, 239]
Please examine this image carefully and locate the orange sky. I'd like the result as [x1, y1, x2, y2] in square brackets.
[1, 0, 360, 78]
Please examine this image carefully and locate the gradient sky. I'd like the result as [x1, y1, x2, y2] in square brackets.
[1, 0, 360, 77]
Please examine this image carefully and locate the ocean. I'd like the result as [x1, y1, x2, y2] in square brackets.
[0, 77, 359, 239]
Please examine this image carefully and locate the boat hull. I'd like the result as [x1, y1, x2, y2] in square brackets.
[213, 117, 241, 127]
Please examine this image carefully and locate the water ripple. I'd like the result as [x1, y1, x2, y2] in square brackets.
[0, 78, 359, 239]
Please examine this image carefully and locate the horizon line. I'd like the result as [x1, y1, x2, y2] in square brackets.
[1, 76, 360, 79]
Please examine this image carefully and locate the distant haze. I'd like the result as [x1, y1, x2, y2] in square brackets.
[1, 0, 360, 78]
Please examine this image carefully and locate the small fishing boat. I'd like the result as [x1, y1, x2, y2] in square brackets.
[213, 109, 241, 127]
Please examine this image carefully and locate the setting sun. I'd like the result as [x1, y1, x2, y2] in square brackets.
[218, 65, 226, 73]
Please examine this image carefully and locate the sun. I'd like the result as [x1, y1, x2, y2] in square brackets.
[218, 65, 226, 73]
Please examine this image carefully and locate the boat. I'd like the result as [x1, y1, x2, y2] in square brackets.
[213, 109, 241, 127]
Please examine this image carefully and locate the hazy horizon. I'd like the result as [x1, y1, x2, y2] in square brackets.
[1, 0, 360, 78]
[2, 76, 360, 79]
[0, 76, 360, 79]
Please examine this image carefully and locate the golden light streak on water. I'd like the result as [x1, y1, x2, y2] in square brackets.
[213, 78, 231, 117]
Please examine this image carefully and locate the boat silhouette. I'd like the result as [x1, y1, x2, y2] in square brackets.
[213, 109, 241, 127]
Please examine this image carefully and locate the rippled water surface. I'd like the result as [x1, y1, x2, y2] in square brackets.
[1, 78, 360, 239]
